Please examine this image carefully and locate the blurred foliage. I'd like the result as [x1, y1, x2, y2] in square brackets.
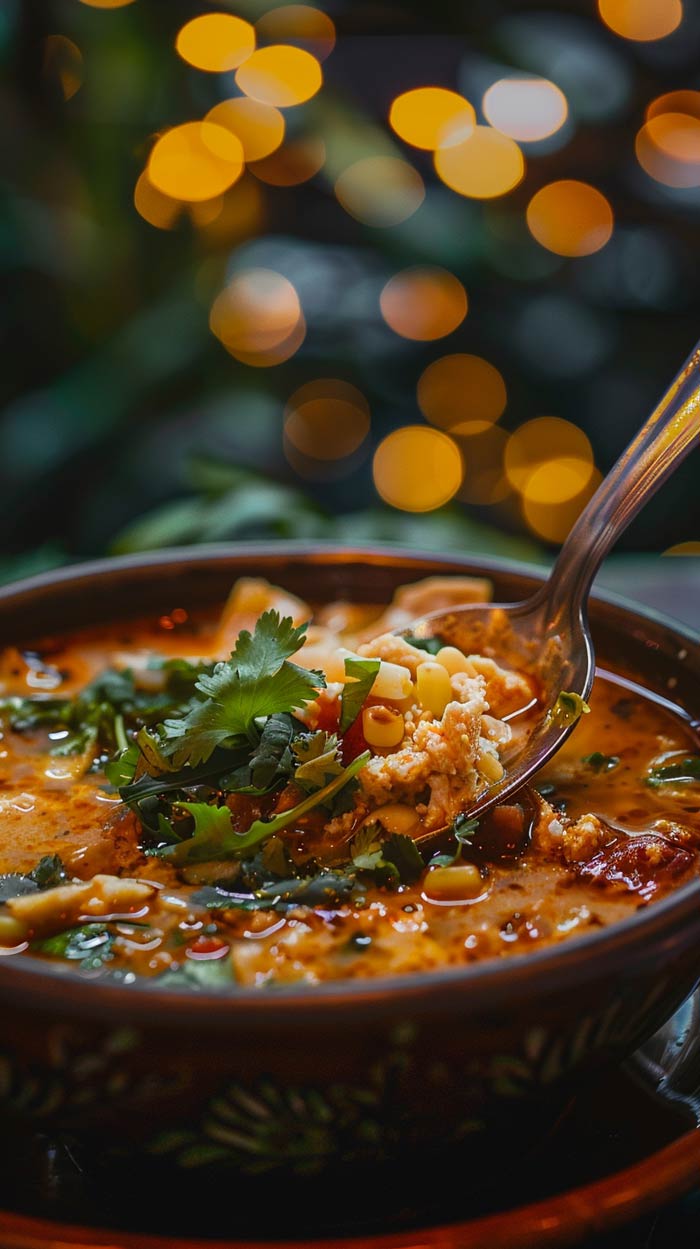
[1, 0, 699, 584]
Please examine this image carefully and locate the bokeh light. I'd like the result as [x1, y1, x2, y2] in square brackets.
[522, 467, 602, 543]
[284, 380, 370, 460]
[175, 14, 256, 72]
[504, 417, 594, 494]
[373, 426, 463, 512]
[250, 137, 325, 185]
[482, 78, 568, 142]
[636, 114, 700, 187]
[664, 541, 700, 555]
[42, 35, 83, 101]
[206, 98, 285, 163]
[235, 45, 322, 107]
[597, 0, 683, 42]
[191, 176, 265, 245]
[147, 122, 244, 202]
[335, 157, 425, 226]
[435, 125, 524, 199]
[380, 268, 467, 341]
[210, 268, 304, 366]
[78, 0, 135, 7]
[133, 170, 182, 230]
[418, 354, 507, 434]
[526, 180, 614, 256]
[389, 88, 475, 151]
[647, 91, 700, 123]
[255, 6, 336, 61]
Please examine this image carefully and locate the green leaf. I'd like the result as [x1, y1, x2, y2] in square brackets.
[220, 713, 296, 794]
[350, 823, 385, 872]
[0, 875, 39, 902]
[105, 743, 139, 788]
[160, 612, 325, 768]
[453, 815, 479, 846]
[33, 924, 114, 969]
[158, 752, 370, 865]
[646, 756, 700, 787]
[382, 833, 425, 884]
[339, 656, 379, 733]
[402, 635, 442, 656]
[545, 691, 591, 730]
[292, 731, 344, 791]
[582, 752, 620, 773]
[28, 854, 68, 889]
[157, 955, 235, 991]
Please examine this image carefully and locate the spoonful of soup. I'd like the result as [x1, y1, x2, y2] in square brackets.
[396, 339, 700, 853]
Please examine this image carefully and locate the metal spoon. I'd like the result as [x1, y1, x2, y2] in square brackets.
[404, 341, 700, 853]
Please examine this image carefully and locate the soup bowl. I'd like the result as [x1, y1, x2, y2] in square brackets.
[0, 544, 699, 1191]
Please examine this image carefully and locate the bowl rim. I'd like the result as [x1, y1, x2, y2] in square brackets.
[1, 540, 699, 1024]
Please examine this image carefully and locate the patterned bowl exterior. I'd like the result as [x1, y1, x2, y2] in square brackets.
[0, 544, 699, 1176]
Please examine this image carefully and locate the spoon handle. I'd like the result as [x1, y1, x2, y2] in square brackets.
[541, 340, 700, 629]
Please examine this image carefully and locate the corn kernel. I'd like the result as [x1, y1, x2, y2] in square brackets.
[436, 646, 476, 677]
[0, 914, 28, 946]
[416, 661, 452, 718]
[371, 660, 413, 702]
[424, 864, 483, 901]
[365, 803, 420, 835]
[362, 705, 405, 749]
[477, 749, 504, 783]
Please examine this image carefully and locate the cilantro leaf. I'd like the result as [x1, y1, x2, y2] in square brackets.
[293, 731, 345, 791]
[157, 955, 235, 991]
[545, 691, 591, 730]
[104, 743, 140, 788]
[382, 833, 425, 884]
[339, 656, 380, 733]
[156, 752, 370, 865]
[28, 854, 68, 889]
[350, 824, 424, 886]
[453, 814, 479, 846]
[32, 923, 115, 970]
[159, 612, 325, 768]
[403, 635, 442, 656]
[219, 713, 297, 794]
[583, 752, 620, 773]
[350, 823, 385, 872]
[646, 756, 700, 787]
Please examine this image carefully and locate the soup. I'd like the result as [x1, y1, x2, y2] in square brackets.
[0, 574, 698, 990]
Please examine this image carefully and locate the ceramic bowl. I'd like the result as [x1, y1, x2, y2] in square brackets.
[0, 545, 699, 1185]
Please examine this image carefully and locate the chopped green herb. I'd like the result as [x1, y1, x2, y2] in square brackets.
[546, 691, 591, 730]
[349, 824, 424, 886]
[157, 955, 235, 990]
[33, 924, 115, 970]
[339, 656, 380, 732]
[292, 731, 345, 791]
[646, 756, 700, 787]
[403, 635, 442, 655]
[583, 752, 620, 773]
[28, 854, 68, 889]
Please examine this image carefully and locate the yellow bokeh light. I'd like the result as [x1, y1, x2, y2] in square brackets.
[434, 125, 524, 200]
[133, 170, 182, 230]
[175, 14, 255, 72]
[373, 426, 463, 512]
[482, 78, 568, 142]
[42, 35, 83, 101]
[456, 426, 511, 506]
[256, 6, 336, 61]
[521, 457, 596, 505]
[285, 381, 370, 460]
[206, 98, 285, 162]
[505, 417, 594, 494]
[148, 122, 244, 203]
[598, 0, 682, 42]
[636, 114, 700, 187]
[78, 0, 135, 7]
[192, 175, 265, 244]
[210, 268, 303, 366]
[526, 181, 613, 257]
[335, 156, 425, 226]
[235, 44, 322, 107]
[418, 354, 507, 434]
[380, 268, 467, 342]
[250, 136, 325, 185]
[647, 91, 700, 122]
[664, 541, 700, 555]
[523, 467, 602, 543]
[188, 196, 225, 228]
[389, 88, 475, 151]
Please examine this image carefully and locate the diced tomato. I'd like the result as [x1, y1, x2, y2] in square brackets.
[341, 708, 369, 763]
[315, 695, 340, 733]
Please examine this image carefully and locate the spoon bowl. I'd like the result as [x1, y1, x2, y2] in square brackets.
[403, 340, 700, 853]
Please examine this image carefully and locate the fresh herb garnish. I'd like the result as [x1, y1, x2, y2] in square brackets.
[292, 731, 345, 791]
[646, 756, 700, 787]
[349, 823, 424, 886]
[583, 752, 620, 773]
[546, 691, 591, 730]
[403, 635, 442, 656]
[32, 923, 115, 970]
[155, 752, 370, 865]
[158, 612, 324, 768]
[156, 955, 235, 990]
[0, 854, 69, 902]
[339, 656, 380, 732]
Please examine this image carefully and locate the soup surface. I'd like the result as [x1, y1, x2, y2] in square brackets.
[0, 574, 698, 990]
